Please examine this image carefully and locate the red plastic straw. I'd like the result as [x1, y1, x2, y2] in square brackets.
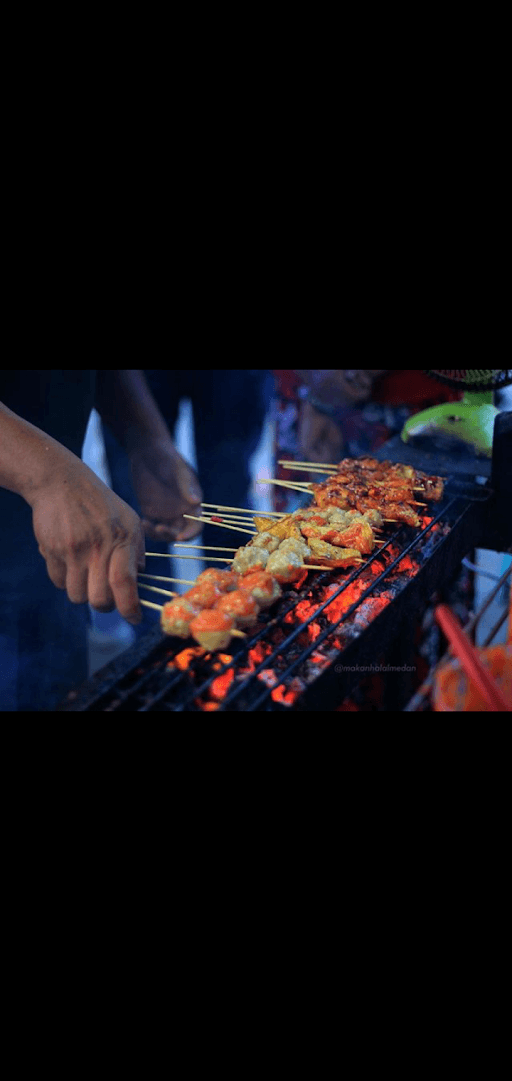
[435, 604, 511, 712]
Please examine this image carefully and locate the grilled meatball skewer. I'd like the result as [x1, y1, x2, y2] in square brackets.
[189, 610, 246, 651]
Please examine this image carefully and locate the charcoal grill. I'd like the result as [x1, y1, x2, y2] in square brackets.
[56, 413, 512, 712]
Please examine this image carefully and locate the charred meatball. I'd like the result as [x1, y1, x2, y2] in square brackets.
[266, 549, 304, 584]
[249, 531, 281, 553]
[214, 590, 260, 628]
[161, 598, 199, 638]
[232, 546, 270, 575]
[238, 571, 282, 608]
[196, 568, 240, 592]
[189, 610, 236, 651]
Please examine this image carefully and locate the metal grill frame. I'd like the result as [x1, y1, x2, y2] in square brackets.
[56, 489, 489, 712]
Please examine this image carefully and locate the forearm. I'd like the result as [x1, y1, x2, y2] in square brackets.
[0, 401, 76, 503]
[94, 370, 174, 453]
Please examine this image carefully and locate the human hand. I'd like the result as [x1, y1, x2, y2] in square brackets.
[295, 370, 386, 407]
[298, 400, 343, 463]
[129, 439, 203, 542]
[29, 456, 146, 624]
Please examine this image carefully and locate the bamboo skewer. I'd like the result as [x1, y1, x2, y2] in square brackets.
[138, 582, 178, 598]
[279, 460, 429, 493]
[183, 514, 257, 535]
[140, 571, 195, 585]
[279, 463, 336, 474]
[139, 572, 192, 585]
[260, 478, 313, 493]
[201, 515, 262, 525]
[172, 544, 239, 552]
[201, 502, 286, 517]
[279, 459, 338, 469]
[263, 475, 429, 508]
[305, 562, 364, 569]
[157, 553, 235, 563]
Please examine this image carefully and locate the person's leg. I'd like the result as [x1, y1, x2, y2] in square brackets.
[191, 370, 271, 549]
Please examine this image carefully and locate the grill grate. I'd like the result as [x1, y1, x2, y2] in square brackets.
[57, 478, 492, 712]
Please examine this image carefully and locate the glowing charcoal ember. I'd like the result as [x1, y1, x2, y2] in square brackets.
[214, 590, 260, 628]
[211, 654, 234, 670]
[161, 598, 199, 638]
[232, 546, 270, 575]
[293, 598, 320, 623]
[237, 571, 282, 608]
[270, 679, 304, 706]
[210, 668, 235, 700]
[240, 642, 272, 669]
[396, 555, 418, 573]
[321, 581, 368, 622]
[310, 651, 330, 667]
[257, 669, 279, 688]
[167, 646, 205, 670]
[189, 610, 237, 651]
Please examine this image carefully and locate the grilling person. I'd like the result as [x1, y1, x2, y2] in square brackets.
[0, 370, 203, 712]
[101, 369, 272, 551]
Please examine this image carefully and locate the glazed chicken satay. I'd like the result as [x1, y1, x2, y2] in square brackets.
[312, 472, 417, 505]
[356, 498, 420, 527]
[336, 457, 444, 500]
[299, 518, 374, 555]
[305, 540, 364, 568]
[414, 471, 444, 501]
[310, 479, 421, 527]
